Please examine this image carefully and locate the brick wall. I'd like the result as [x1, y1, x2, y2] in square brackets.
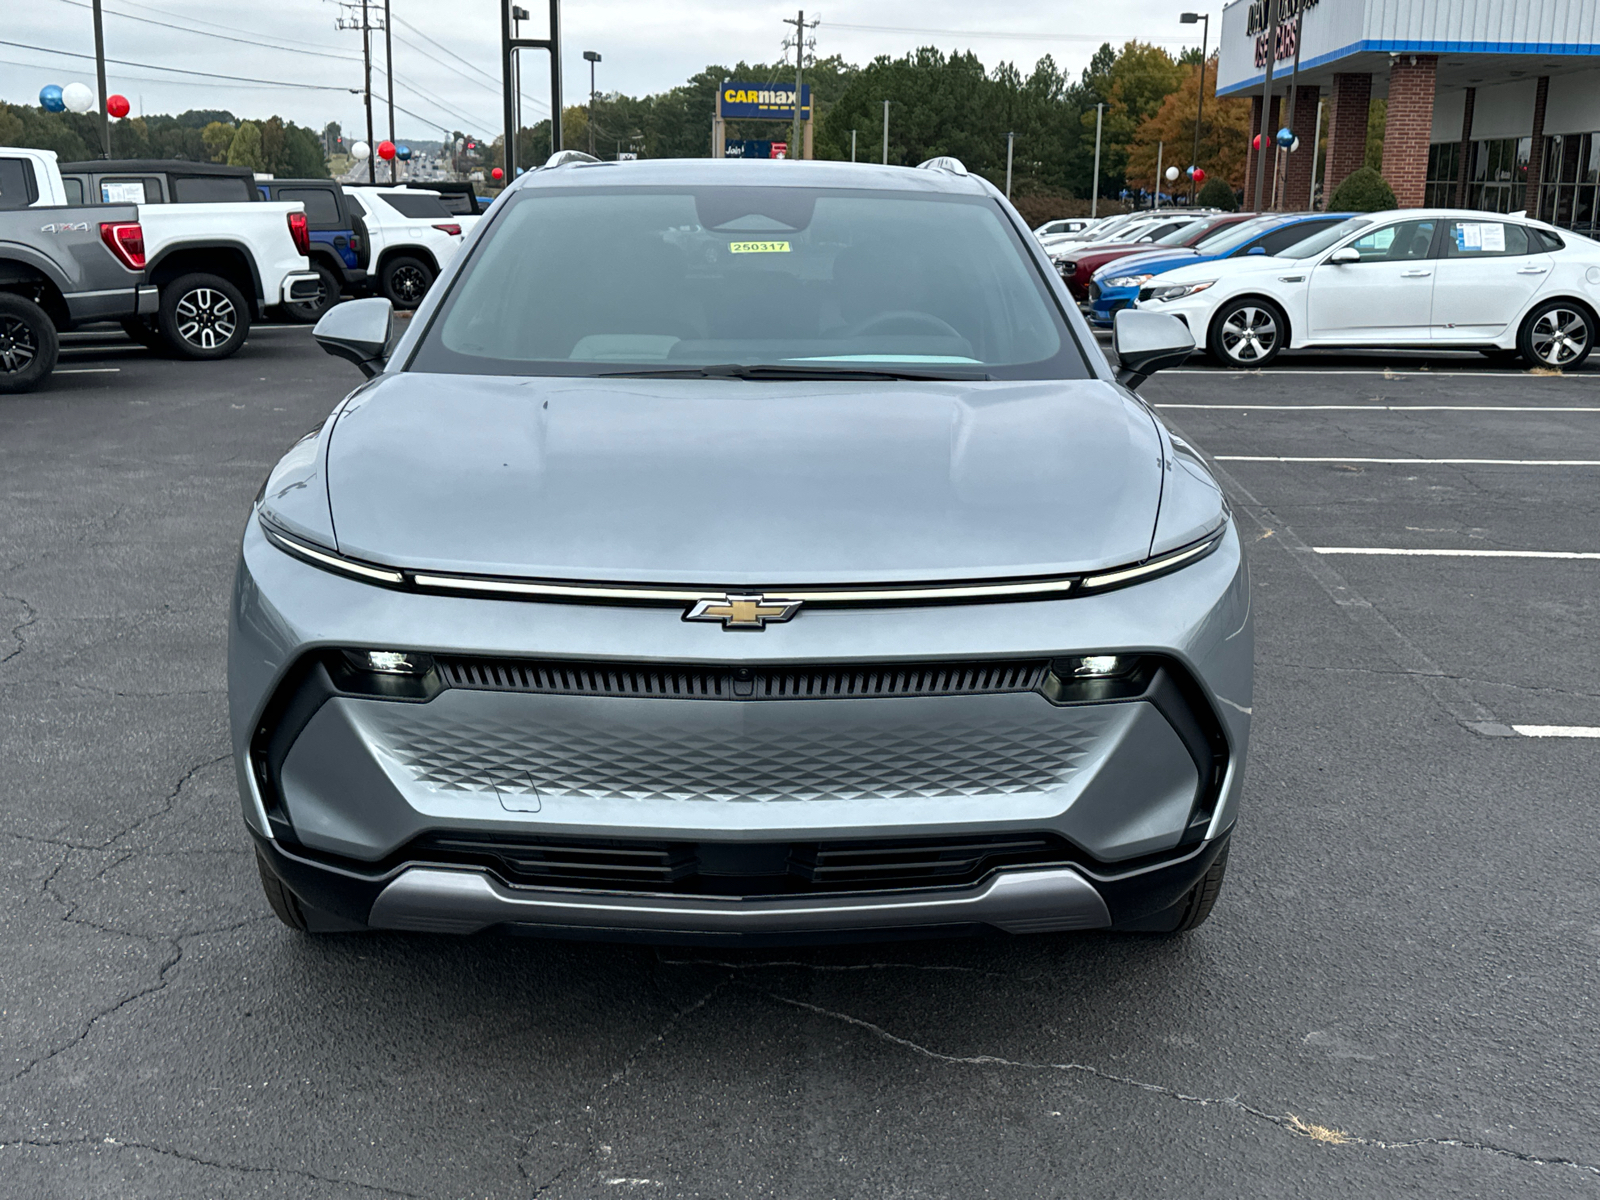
[1381, 55, 1438, 208]
[1281, 88, 1322, 210]
[1524, 76, 1550, 213]
[1244, 94, 1280, 209]
[1323, 73, 1371, 198]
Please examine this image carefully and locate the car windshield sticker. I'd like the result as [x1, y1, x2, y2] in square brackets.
[102, 181, 147, 204]
[729, 241, 790, 253]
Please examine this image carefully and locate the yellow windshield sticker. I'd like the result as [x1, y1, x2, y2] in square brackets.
[729, 241, 791, 254]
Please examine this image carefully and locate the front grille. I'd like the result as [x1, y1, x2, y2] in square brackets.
[436, 657, 1050, 702]
[403, 830, 1073, 896]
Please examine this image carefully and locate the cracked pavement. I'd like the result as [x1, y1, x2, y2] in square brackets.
[0, 330, 1597, 1197]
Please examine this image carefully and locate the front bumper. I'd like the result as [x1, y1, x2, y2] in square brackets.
[231, 517, 1252, 939]
[1087, 283, 1138, 328]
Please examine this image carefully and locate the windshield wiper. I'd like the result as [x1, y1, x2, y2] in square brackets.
[595, 363, 991, 382]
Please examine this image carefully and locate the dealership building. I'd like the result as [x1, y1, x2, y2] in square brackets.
[1216, 0, 1600, 232]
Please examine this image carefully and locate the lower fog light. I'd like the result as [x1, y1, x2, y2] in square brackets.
[348, 649, 434, 675]
[1058, 654, 1133, 678]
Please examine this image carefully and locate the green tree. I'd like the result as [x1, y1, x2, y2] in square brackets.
[1198, 176, 1237, 210]
[226, 120, 264, 171]
[202, 121, 236, 162]
[1328, 165, 1396, 211]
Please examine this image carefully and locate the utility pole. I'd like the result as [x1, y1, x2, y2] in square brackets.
[1005, 131, 1014, 199]
[1253, 0, 1280, 213]
[1091, 102, 1104, 217]
[781, 10, 818, 160]
[336, 2, 378, 183]
[91, 0, 111, 157]
[583, 50, 601, 156]
[1180, 11, 1209, 204]
[882, 100, 889, 164]
[512, 6, 528, 160]
[384, 0, 396, 182]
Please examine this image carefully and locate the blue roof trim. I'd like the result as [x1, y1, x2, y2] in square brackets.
[1217, 38, 1600, 97]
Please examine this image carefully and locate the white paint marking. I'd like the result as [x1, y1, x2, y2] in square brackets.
[54, 367, 122, 375]
[1157, 404, 1600, 412]
[1218, 456, 1600, 465]
[1511, 725, 1600, 738]
[1312, 548, 1600, 560]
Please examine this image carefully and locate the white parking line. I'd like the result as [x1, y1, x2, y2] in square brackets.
[1511, 725, 1600, 738]
[1312, 548, 1600, 560]
[1218, 456, 1600, 465]
[1158, 404, 1600, 412]
[54, 368, 122, 375]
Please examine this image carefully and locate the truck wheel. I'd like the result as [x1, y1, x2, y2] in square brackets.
[120, 316, 168, 352]
[0, 293, 60, 394]
[159, 273, 250, 360]
[380, 255, 433, 309]
[283, 262, 342, 323]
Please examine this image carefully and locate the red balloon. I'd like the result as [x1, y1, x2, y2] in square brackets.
[377, 140, 396, 161]
[1192, 167, 1207, 184]
[1252, 134, 1261, 150]
[490, 167, 504, 181]
[106, 93, 130, 119]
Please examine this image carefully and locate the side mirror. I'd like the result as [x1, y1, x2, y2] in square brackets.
[1113, 309, 1196, 390]
[1246, 245, 1268, 256]
[314, 297, 393, 378]
[1328, 247, 1361, 264]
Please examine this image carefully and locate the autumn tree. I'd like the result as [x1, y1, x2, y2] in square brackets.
[1126, 55, 1252, 193]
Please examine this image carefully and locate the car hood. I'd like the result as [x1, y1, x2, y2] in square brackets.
[1094, 250, 1210, 281]
[1149, 254, 1295, 285]
[323, 373, 1165, 586]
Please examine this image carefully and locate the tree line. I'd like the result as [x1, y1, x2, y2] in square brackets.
[0, 104, 328, 177]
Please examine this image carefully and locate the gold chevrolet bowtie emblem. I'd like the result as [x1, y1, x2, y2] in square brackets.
[684, 594, 803, 630]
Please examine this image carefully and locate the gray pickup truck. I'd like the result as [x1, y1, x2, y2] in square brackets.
[0, 184, 157, 392]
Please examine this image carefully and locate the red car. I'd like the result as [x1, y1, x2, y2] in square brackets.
[1056, 212, 1258, 301]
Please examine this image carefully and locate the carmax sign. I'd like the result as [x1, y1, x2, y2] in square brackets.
[721, 83, 812, 121]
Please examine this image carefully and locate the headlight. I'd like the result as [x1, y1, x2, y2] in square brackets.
[1103, 273, 1154, 289]
[1144, 280, 1216, 302]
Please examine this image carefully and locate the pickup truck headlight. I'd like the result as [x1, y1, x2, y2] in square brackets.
[1103, 273, 1154, 289]
[1143, 280, 1216, 303]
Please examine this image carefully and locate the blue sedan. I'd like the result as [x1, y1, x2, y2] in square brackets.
[1086, 212, 1355, 328]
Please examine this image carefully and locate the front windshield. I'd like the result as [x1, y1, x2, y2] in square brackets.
[410, 185, 1086, 379]
[1154, 218, 1212, 246]
[1193, 216, 1278, 255]
[1279, 216, 1374, 258]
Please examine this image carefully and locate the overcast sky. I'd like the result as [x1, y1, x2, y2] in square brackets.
[2, 0, 1211, 145]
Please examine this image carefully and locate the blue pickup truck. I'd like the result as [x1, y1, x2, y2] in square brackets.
[256, 178, 367, 321]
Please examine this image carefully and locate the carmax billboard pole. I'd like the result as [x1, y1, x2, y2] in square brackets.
[504, 0, 563, 176]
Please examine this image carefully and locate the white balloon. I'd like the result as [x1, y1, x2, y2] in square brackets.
[62, 82, 95, 114]
[1164, 165, 1181, 181]
[1290, 137, 1301, 153]
[351, 141, 371, 160]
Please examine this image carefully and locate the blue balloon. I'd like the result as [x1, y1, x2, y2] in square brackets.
[515, 167, 525, 176]
[396, 144, 411, 161]
[1276, 126, 1295, 147]
[39, 84, 65, 113]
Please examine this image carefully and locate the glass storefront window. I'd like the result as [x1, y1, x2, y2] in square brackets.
[1433, 131, 1600, 233]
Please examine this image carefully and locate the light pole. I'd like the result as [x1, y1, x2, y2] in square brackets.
[882, 99, 889, 164]
[1005, 131, 1014, 199]
[1090, 102, 1104, 217]
[1180, 11, 1209, 205]
[851, 129, 857, 162]
[583, 50, 600, 157]
[512, 7, 528, 162]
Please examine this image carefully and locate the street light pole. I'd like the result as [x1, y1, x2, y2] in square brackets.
[583, 50, 601, 157]
[1091, 102, 1104, 218]
[512, 7, 528, 164]
[1252, 0, 1280, 212]
[882, 99, 889, 164]
[1180, 11, 1209, 204]
[851, 129, 857, 162]
[1005, 131, 1014, 199]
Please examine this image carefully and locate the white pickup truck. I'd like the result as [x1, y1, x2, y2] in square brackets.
[8, 149, 320, 359]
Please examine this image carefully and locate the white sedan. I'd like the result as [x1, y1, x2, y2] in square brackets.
[1132, 209, 1597, 370]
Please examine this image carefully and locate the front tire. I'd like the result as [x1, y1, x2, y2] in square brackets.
[283, 261, 342, 323]
[158, 273, 250, 360]
[1209, 298, 1286, 368]
[380, 255, 434, 309]
[0, 292, 60, 394]
[1518, 301, 1595, 371]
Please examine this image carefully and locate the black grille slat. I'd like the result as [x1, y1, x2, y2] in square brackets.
[438, 657, 1050, 701]
[404, 831, 1073, 896]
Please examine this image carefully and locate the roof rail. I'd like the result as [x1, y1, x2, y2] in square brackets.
[916, 156, 969, 177]
[540, 150, 601, 170]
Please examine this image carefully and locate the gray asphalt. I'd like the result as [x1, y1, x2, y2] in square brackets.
[2, 327, 1598, 1198]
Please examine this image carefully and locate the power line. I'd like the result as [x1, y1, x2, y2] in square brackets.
[372, 62, 495, 133]
[387, 26, 547, 118]
[821, 21, 1198, 45]
[387, 12, 499, 90]
[0, 36, 357, 90]
[114, 0, 360, 56]
[46, 0, 364, 63]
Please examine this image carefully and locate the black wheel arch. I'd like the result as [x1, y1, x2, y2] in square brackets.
[0, 259, 70, 329]
[147, 242, 263, 302]
[1521, 293, 1599, 334]
[376, 246, 441, 279]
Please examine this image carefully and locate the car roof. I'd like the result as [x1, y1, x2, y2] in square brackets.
[504, 157, 995, 197]
[57, 158, 256, 177]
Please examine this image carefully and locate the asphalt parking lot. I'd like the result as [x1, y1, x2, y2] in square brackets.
[2, 325, 1599, 1198]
